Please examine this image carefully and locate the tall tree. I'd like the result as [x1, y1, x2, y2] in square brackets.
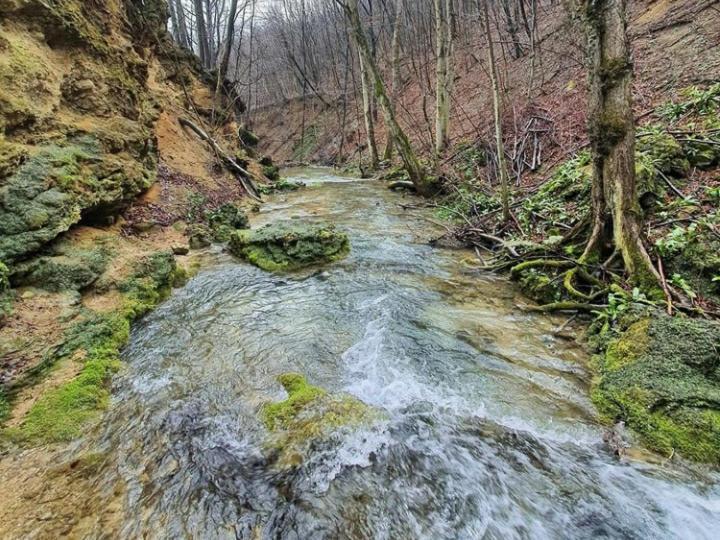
[358, 49, 380, 169]
[217, 0, 241, 84]
[193, 0, 211, 68]
[434, 0, 453, 155]
[483, 0, 510, 222]
[581, 0, 661, 292]
[335, 0, 431, 193]
[383, 0, 404, 161]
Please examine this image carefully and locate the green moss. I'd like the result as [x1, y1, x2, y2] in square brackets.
[11, 246, 110, 292]
[591, 112, 630, 156]
[3, 251, 182, 444]
[262, 373, 328, 430]
[517, 268, 563, 305]
[5, 312, 128, 443]
[0, 137, 153, 263]
[205, 203, 249, 242]
[257, 178, 304, 195]
[0, 260, 11, 322]
[637, 129, 690, 178]
[591, 313, 720, 463]
[238, 127, 259, 147]
[261, 373, 377, 467]
[229, 223, 350, 272]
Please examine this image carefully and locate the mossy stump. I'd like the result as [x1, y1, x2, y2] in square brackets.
[229, 222, 350, 272]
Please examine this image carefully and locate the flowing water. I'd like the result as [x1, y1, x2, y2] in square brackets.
[87, 169, 718, 538]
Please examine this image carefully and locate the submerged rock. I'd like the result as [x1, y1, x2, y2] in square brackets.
[229, 222, 350, 272]
[261, 373, 378, 468]
[591, 312, 720, 464]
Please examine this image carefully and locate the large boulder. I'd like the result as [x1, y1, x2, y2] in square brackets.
[591, 312, 720, 463]
[229, 222, 350, 271]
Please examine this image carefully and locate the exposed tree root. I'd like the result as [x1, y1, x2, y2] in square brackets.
[525, 302, 608, 313]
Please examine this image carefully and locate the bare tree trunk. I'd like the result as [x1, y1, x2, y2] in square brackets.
[336, 0, 430, 193]
[171, 0, 190, 48]
[582, 0, 661, 293]
[483, 0, 510, 222]
[434, 0, 452, 155]
[358, 49, 380, 169]
[383, 0, 404, 161]
[218, 0, 239, 83]
[193, 0, 210, 68]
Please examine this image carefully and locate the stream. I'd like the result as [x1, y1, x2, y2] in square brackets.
[88, 169, 718, 538]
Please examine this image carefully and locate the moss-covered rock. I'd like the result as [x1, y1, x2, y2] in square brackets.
[229, 222, 350, 272]
[663, 229, 720, 304]
[3, 250, 182, 444]
[11, 245, 110, 292]
[517, 268, 563, 305]
[205, 203, 249, 242]
[0, 260, 12, 322]
[262, 373, 377, 467]
[591, 312, 720, 463]
[186, 223, 213, 250]
[257, 178, 304, 195]
[0, 137, 153, 263]
[637, 130, 690, 177]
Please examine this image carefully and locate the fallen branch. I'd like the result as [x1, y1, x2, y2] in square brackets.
[179, 118, 263, 201]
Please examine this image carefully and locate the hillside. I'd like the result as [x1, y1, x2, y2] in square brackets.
[0, 0, 270, 442]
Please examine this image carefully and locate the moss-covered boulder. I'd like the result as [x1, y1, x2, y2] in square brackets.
[0, 137, 154, 264]
[591, 313, 720, 463]
[262, 373, 378, 467]
[229, 222, 350, 272]
[186, 223, 213, 250]
[11, 246, 110, 292]
[205, 203, 249, 242]
[637, 131, 690, 177]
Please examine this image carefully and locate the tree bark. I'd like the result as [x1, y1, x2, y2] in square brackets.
[358, 49, 380, 169]
[193, 0, 211, 68]
[383, 0, 404, 161]
[434, 0, 453, 155]
[336, 0, 430, 193]
[582, 0, 661, 293]
[483, 0, 511, 222]
[217, 0, 239, 84]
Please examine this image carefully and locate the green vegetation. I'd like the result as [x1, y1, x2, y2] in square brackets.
[0, 260, 12, 322]
[205, 203, 249, 242]
[11, 246, 111, 292]
[262, 373, 377, 467]
[3, 251, 183, 445]
[590, 311, 720, 463]
[229, 222, 350, 272]
[257, 178, 305, 195]
[0, 137, 153, 264]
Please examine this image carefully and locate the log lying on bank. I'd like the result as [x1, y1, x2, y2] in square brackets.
[178, 118, 263, 201]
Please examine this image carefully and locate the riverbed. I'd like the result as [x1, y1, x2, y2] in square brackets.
[58, 169, 720, 537]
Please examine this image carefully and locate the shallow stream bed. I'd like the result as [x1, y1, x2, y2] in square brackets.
[63, 169, 720, 538]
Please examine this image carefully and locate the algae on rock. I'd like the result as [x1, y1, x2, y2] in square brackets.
[262, 373, 378, 468]
[591, 312, 720, 464]
[229, 222, 350, 271]
[3, 250, 184, 444]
